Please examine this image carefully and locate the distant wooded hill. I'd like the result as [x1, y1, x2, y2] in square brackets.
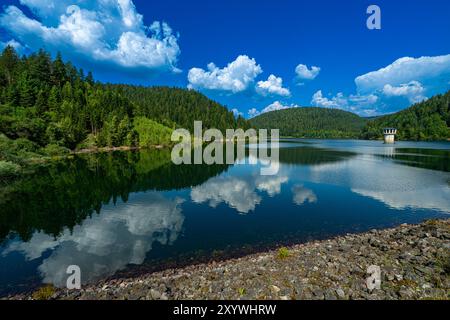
[250, 90, 450, 141]
[250, 107, 367, 138]
[361, 90, 450, 141]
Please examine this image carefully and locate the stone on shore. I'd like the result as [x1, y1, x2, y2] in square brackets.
[8, 219, 450, 301]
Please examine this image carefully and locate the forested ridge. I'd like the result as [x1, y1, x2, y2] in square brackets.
[0, 46, 248, 179]
[108, 85, 249, 133]
[250, 92, 450, 141]
[361, 91, 450, 141]
[250, 107, 367, 138]
[1, 45, 449, 181]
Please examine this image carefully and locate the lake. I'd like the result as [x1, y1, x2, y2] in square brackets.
[1, 139, 449, 296]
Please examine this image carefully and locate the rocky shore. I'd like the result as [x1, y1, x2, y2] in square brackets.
[10, 219, 450, 300]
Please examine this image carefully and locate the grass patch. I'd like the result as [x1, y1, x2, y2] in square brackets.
[32, 285, 56, 300]
[277, 247, 290, 259]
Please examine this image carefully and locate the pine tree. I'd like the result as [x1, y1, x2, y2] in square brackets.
[28, 49, 51, 87]
[86, 71, 94, 86]
[35, 89, 47, 113]
[61, 82, 73, 101]
[18, 72, 35, 108]
[52, 52, 67, 87]
[48, 86, 61, 112]
[0, 45, 20, 85]
[6, 85, 20, 106]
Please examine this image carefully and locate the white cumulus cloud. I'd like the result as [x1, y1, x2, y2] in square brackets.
[355, 54, 450, 94]
[262, 101, 299, 113]
[311, 90, 379, 116]
[248, 108, 260, 118]
[311, 90, 347, 109]
[295, 64, 320, 80]
[382, 81, 427, 103]
[315, 54, 450, 115]
[256, 74, 291, 97]
[0, 1, 181, 73]
[187, 55, 263, 93]
[248, 101, 300, 118]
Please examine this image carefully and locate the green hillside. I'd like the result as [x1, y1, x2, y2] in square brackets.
[361, 91, 450, 141]
[107, 85, 249, 133]
[0, 46, 249, 179]
[250, 107, 367, 138]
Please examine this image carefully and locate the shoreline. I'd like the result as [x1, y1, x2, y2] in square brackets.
[71, 145, 166, 155]
[8, 219, 449, 300]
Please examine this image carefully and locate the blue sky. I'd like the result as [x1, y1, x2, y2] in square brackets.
[1, 0, 450, 117]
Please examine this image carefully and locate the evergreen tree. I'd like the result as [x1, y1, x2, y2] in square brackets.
[86, 71, 94, 86]
[35, 89, 47, 114]
[52, 52, 67, 87]
[0, 45, 20, 86]
[0, 47, 250, 156]
[18, 72, 35, 108]
[47, 85, 61, 112]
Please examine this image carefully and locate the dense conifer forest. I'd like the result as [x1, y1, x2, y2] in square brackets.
[0, 46, 248, 179]
[361, 91, 450, 141]
[250, 107, 367, 138]
[251, 92, 450, 141]
[1, 45, 449, 181]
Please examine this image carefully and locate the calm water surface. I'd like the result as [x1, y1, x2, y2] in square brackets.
[0, 139, 449, 295]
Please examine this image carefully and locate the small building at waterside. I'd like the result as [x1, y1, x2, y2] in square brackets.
[383, 128, 397, 144]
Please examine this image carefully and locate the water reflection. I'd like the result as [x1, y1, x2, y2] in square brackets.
[0, 150, 229, 243]
[386, 148, 450, 172]
[291, 185, 318, 206]
[308, 154, 450, 212]
[191, 174, 289, 214]
[3, 193, 184, 287]
[0, 140, 449, 295]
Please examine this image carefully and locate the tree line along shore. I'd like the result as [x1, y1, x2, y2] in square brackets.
[1, 46, 449, 182]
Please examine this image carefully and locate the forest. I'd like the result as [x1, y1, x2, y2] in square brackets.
[251, 92, 450, 142]
[250, 107, 367, 138]
[0, 46, 248, 180]
[1, 45, 449, 181]
[361, 91, 450, 141]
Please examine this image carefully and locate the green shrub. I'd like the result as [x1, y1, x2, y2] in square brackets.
[97, 115, 137, 148]
[32, 285, 56, 300]
[11, 138, 40, 153]
[41, 144, 70, 157]
[0, 135, 41, 162]
[76, 134, 98, 150]
[277, 247, 290, 259]
[133, 116, 173, 147]
[0, 160, 21, 178]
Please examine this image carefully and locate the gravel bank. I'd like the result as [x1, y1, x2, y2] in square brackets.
[10, 219, 450, 300]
